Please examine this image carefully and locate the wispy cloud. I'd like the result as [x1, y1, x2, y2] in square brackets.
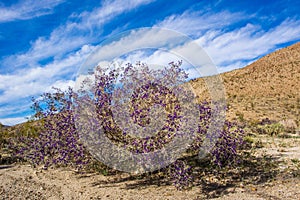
[87, 27, 219, 80]
[0, 44, 94, 105]
[0, 0, 65, 23]
[198, 19, 300, 71]
[0, 0, 155, 125]
[1, 0, 155, 71]
[0, 0, 155, 101]
[84, 28, 187, 69]
[0, 44, 94, 125]
[156, 10, 247, 37]
[100, 12, 300, 76]
[156, 11, 300, 72]
[0, 103, 32, 118]
[0, 116, 28, 126]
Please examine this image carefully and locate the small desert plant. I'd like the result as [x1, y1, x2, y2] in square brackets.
[167, 160, 193, 190]
[235, 111, 245, 122]
[279, 119, 298, 134]
[257, 123, 284, 136]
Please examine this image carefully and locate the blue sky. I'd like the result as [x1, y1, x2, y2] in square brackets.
[0, 0, 300, 125]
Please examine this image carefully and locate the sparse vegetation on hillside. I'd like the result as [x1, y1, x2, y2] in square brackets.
[191, 42, 300, 124]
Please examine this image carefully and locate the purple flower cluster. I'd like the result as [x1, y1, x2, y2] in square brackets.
[192, 101, 245, 167]
[12, 88, 90, 169]
[211, 121, 244, 167]
[90, 62, 185, 154]
[168, 160, 193, 190]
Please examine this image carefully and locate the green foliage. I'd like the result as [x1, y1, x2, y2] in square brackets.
[0, 120, 43, 151]
[235, 111, 245, 122]
[17, 121, 43, 138]
[257, 123, 284, 136]
[0, 126, 10, 149]
[0, 132, 4, 149]
[243, 135, 254, 144]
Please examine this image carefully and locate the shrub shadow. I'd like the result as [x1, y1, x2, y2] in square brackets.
[187, 152, 281, 198]
[90, 170, 170, 189]
[89, 151, 282, 199]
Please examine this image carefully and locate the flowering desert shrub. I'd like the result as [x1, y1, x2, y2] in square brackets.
[11, 61, 245, 190]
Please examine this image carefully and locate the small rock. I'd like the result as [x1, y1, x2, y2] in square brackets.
[226, 187, 235, 193]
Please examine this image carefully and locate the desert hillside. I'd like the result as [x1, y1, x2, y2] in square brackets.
[191, 42, 300, 123]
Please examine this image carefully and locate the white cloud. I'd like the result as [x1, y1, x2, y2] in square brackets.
[0, 44, 95, 104]
[83, 16, 300, 79]
[156, 11, 300, 72]
[1, 0, 155, 69]
[0, 0, 65, 23]
[0, 0, 155, 125]
[156, 10, 247, 37]
[156, 8, 300, 72]
[0, 116, 29, 126]
[48, 79, 75, 92]
[198, 19, 300, 71]
[82, 28, 220, 82]
[84, 28, 186, 70]
[0, 103, 32, 118]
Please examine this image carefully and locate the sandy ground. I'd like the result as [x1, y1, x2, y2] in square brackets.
[1, 134, 299, 200]
[1, 164, 299, 200]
